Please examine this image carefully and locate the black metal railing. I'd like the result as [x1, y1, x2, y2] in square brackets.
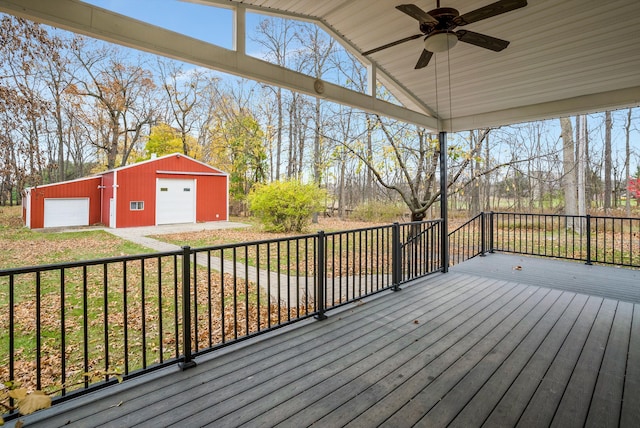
[1, 220, 443, 419]
[449, 212, 640, 268]
[493, 212, 640, 267]
[448, 212, 490, 265]
[0, 251, 185, 413]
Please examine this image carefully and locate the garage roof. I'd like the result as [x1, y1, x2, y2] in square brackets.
[1, 0, 639, 132]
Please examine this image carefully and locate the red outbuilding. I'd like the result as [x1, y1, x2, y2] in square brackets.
[23, 153, 229, 229]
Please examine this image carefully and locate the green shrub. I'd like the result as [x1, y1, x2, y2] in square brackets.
[248, 180, 325, 232]
[351, 201, 406, 222]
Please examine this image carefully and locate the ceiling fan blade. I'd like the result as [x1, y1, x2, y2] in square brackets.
[396, 4, 438, 25]
[454, 0, 527, 26]
[415, 49, 433, 69]
[363, 33, 423, 56]
[456, 30, 510, 51]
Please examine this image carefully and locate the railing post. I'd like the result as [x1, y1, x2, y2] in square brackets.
[315, 231, 327, 320]
[179, 246, 196, 370]
[585, 214, 592, 265]
[441, 218, 449, 273]
[392, 222, 402, 291]
[480, 212, 487, 256]
[489, 212, 495, 253]
[439, 130, 449, 273]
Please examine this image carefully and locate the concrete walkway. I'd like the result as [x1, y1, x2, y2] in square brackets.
[104, 221, 250, 253]
[103, 221, 368, 305]
[103, 221, 313, 303]
[62, 221, 377, 305]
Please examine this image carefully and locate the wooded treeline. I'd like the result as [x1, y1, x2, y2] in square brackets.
[0, 14, 638, 218]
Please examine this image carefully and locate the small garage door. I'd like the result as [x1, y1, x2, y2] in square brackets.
[44, 198, 90, 228]
[156, 178, 196, 225]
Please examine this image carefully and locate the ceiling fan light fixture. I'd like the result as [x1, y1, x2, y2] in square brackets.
[424, 31, 458, 52]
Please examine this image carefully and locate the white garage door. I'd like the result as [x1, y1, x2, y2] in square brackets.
[156, 178, 196, 225]
[44, 198, 90, 228]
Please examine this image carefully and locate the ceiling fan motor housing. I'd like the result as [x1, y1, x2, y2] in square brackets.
[420, 7, 459, 34]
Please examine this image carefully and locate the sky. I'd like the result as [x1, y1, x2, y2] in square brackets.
[81, 0, 266, 52]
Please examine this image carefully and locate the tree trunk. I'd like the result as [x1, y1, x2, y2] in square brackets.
[625, 108, 632, 216]
[484, 133, 491, 211]
[560, 117, 577, 215]
[604, 111, 612, 212]
[275, 87, 283, 181]
[312, 97, 322, 224]
[366, 115, 373, 202]
[577, 115, 586, 219]
[338, 151, 346, 218]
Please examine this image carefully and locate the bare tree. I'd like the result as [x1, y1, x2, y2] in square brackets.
[560, 117, 577, 215]
[68, 40, 157, 168]
[0, 16, 56, 202]
[156, 60, 217, 157]
[604, 111, 612, 212]
[251, 17, 297, 181]
[624, 108, 632, 216]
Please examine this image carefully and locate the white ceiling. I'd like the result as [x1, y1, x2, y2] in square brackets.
[1, 0, 639, 132]
[208, 0, 640, 131]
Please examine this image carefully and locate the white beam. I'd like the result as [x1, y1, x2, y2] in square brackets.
[444, 86, 640, 133]
[0, 0, 438, 130]
[233, 4, 245, 55]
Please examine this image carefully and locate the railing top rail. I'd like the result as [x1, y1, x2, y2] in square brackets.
[587, 214, 640, 221]
[450, 212, 484, 232]
[191, 232, 319, 253]
[0, 249, 182, 276]
[490, 211, 640, 222]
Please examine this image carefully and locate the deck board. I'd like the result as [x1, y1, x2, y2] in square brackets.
[586, 300, 634, 427]
[418, 290, 574, 427]
[259, 280, 523, 428]
[10, 254, 640, 428]
[454, 292, 590, 427]
[621, 303, 640, 426]
[378, 287, 556, 428]
[454, 253, 640, 303]
[187, 278, 516, 427]
[550, 298, 617, 427]
[515, 295, 604, 427]
[136, 275, 489, 427]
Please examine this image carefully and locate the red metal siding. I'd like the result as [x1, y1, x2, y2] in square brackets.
[27, 177, 102, 229]
[195, 175, 228, 222]
[116, 154, 228, 227]
[25, 154, 228, 229]
[115, 165, 156, 228]
[100, 172, 114, 227]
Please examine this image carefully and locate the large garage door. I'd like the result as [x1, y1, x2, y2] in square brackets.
[44, 198, 90, 228]
[156, 178, 196, 225]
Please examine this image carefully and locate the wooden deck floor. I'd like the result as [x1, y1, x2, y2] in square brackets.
[11, 255, 640, 427]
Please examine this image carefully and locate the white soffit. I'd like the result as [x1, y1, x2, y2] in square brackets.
[200, 0, 640, 131]
[1, 0, 639, 132]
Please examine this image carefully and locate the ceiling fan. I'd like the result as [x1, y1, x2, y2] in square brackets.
[363, 0, 527, 69]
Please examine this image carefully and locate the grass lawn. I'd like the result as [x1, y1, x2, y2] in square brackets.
[0, 206, 151, 269]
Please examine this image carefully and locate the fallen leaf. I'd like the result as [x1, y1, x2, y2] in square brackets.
[17, 391, 51, 415]
[8, 388, 27, 401]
